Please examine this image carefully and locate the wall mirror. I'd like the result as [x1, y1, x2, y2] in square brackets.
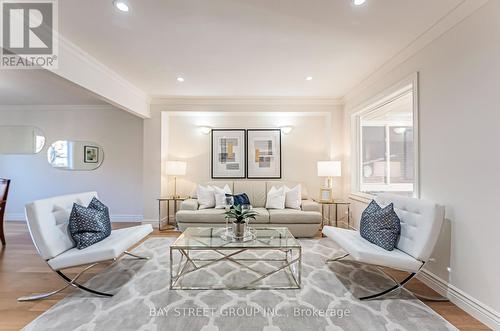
[0, 126, 46, 154]
[47, 140, 104, 171]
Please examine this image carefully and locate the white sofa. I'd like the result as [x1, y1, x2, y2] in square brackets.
[176, 181, 322, 237]
[323, 193, 445, 300]
[19, 192, 152, 301]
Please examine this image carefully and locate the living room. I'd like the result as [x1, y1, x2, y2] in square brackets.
[0, 0, 499, 330]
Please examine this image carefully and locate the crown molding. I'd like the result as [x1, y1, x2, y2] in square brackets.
[150, 96, 343, 107]
[0, 104, 118, 112]
[343, 0, 490, 103]
[46, 33, 151, 118]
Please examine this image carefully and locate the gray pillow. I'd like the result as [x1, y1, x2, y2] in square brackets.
[360, 200, 401, 251]
[69, 197, 111, 249]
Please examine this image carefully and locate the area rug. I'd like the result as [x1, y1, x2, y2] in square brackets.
[23, 237, 456, 331]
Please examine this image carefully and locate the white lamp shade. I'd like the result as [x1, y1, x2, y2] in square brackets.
[166, 161, 186, 176]
[317, 161, 341, 177]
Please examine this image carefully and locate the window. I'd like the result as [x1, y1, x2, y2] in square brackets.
[352, 76, 418, 197]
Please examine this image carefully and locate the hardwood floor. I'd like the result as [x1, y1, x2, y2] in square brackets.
[0, 222, 489, 331]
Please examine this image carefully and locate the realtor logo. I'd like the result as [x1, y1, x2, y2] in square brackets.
[1, 0, 58, 68]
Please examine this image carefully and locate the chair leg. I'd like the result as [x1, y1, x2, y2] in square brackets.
[359, 272, 416, 300]
[124, 250, 149, 260]
[17, 263, 113, 302]
[0, 218, 5, 246]
[326, 253, 350, 263]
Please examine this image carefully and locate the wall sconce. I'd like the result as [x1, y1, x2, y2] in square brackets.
[280, 126, 293, 134]
[199, 126, 212, 135]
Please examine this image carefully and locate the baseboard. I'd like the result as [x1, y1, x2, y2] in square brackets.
[417, 270, 500, 330]
[5, 213, 143, 223]
[5, 213, 24, 221]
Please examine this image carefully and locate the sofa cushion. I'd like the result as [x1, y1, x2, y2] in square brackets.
[48, 224, 153, 270]
[268, 209, 321, 224]
[177, 208, 270, 224]
[266, 181, 309, 200]
[266, 186, 286, 209]
[233, 181, 267, 207]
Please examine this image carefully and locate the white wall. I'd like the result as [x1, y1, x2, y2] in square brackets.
[163, 112, 341, 199]
[0, 106, 144, 220]
[343, 1, 500, 327]
[142, 100, 343, 220]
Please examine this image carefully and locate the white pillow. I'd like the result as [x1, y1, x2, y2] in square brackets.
[213, 184, 232, 209]
[266, 186, 286, 209]
[196, 185, 215, 209]
[285, 184, 302, 209]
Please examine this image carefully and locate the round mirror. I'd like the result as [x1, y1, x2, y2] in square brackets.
[47, 140, 104, 171]
[0, 126, 46, 154]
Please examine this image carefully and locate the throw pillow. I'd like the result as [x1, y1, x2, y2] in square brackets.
[68, 202, 111, 249]
[88, 197, 111, 237]
[266, 186, 286, 209]
[226, 193, 251, 206]
[213, 184, 232, 209]
[284, 184, 302, 209]
[196, 185, 215, 209]
[360, 200, 401, 251]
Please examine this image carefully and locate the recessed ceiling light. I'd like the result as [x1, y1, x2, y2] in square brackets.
[306, 76, 313, 81]
[113, 0, 129, 12]
[353, 0, 366, 6]
[177, 77, 185, 82]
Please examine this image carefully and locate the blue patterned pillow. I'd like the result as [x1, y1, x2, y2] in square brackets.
[225, 193, 251, 206]
[88, 197, 111, 237]
[69, 198, 111, 249]
[360, 200, 401, 251]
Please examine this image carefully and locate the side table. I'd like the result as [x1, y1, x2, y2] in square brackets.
[158, 197, 188, 231]
[314, 199, 351, 230]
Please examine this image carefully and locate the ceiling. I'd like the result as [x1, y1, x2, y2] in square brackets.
[57, 0, 462, 97]
[1, 0, 467, 106]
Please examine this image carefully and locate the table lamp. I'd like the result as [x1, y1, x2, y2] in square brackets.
[317, 161, 341, 202]
[166, 161, 186, 199]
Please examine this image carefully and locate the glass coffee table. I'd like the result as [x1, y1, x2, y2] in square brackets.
[170, 227, 302, 290]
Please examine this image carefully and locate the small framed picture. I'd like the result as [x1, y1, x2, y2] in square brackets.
[320, 188, 333, 202]
[84, 145, 99, 163]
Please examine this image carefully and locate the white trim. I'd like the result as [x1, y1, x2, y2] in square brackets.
[0, 105, 117, 112]
[166, 111, 335, 117]
[417, 270, 500, 330]
[350, 73, 419, 198]
[150, 96, 343, 106]
[343, 0, 490, 103]
[45, 33, 150, 118]
[5, 213, 143, 222]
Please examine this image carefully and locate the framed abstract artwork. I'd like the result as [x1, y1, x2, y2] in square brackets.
[211, 129, 246, 179]
[247, 129, 281, 179]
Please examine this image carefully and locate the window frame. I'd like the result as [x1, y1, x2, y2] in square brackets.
[350, 73, 420, 199]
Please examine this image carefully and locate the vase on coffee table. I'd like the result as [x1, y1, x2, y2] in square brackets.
[224, 204, 257, 241]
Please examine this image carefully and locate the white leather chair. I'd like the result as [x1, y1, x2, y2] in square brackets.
[322, 193, 446, 301]
[18, 192, 153, 301]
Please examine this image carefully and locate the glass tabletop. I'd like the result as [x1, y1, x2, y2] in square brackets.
[171, 227, 301, 249]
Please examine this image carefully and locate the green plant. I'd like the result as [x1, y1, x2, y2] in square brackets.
[224, 205, 258, 224]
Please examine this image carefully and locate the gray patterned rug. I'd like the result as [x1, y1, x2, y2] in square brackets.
[23, 237, 456, 331]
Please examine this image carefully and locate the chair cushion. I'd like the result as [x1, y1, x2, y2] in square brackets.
[25, 192, 98, 260]
[322, 226, 423, 272]
[360, 200, 401, 251]
[177, 208, 270, 224]
[268, 209, 321, 224]
[48, 224, 153, 270]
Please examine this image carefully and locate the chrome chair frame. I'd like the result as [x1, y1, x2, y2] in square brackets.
[18, 218, 150, 302]
[327, 253, 448, 302]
